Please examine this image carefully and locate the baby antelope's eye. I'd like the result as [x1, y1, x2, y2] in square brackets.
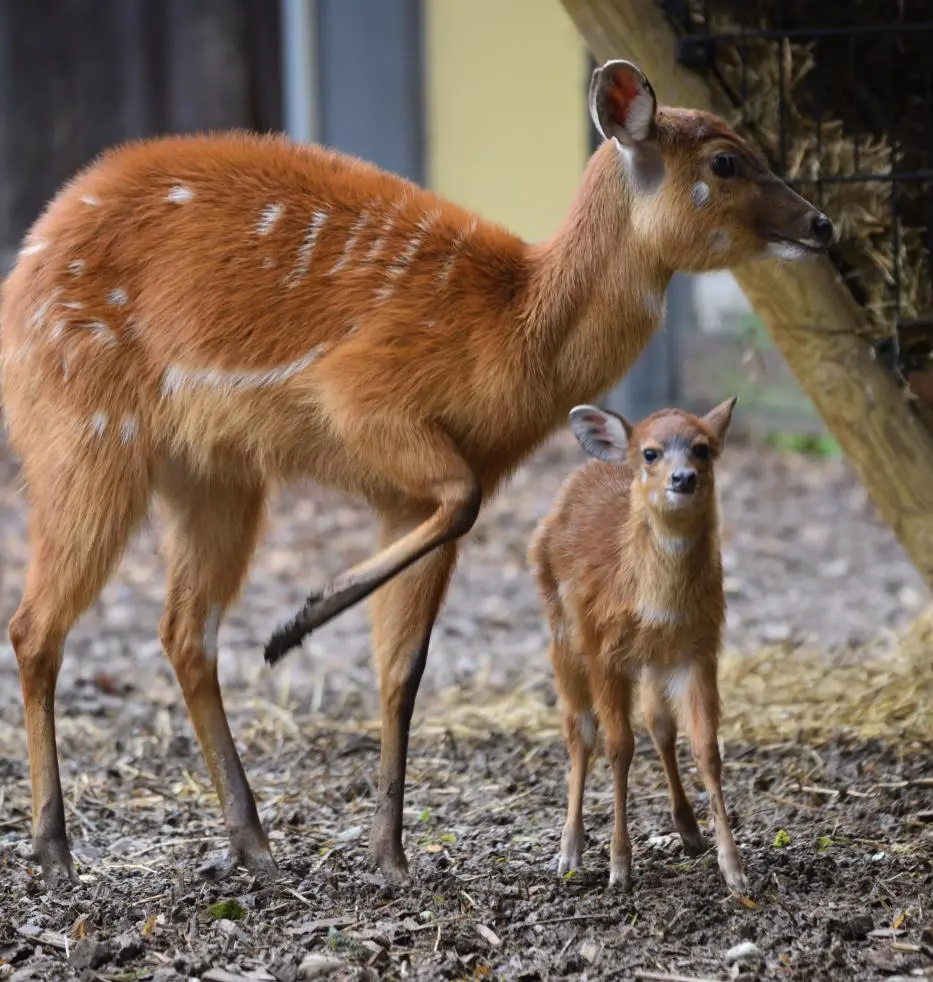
[692, 443, 711, 461]
[710, 152, 738, 179]
[642, 448, 661, 463]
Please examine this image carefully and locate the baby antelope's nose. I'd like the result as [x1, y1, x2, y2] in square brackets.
[810, 213, 834, 247]
[670, 468, 697, 494]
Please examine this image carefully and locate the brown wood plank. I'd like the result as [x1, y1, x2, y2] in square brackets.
[560, 0, 933, 589]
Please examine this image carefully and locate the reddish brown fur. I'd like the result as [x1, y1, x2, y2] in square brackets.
[0, 60, 827, 889]
[528, 399, 746, 893]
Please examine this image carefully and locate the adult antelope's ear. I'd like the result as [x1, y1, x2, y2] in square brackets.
[569, 405, 632, 464]
[589, 60, 658, 147]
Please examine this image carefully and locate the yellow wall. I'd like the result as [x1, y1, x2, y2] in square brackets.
[424, 0, 590, 244]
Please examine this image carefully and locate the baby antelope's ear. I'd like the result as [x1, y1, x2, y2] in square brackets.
[569, 405, 632, 464]
[702, 395, 739, 447]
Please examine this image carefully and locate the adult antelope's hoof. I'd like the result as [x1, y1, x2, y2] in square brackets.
[369, 835, 411, 888]
[197, 844, 280, 883]
[36, 837, 80, 890]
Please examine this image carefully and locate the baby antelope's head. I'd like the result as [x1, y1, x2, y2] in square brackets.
[568, 396, 737, 529]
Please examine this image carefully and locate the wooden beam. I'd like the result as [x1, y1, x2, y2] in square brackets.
[560, 0, 933, 589]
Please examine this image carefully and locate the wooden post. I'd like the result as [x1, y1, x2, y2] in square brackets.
[559, 0, 933, 589]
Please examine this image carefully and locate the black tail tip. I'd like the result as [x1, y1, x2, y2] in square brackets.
[263, 629, 298, 667]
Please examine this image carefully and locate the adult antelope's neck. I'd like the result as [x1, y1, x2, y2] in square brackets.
[520, 140, 673, 408]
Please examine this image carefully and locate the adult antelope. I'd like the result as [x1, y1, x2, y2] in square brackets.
[1, 60, 832, 889]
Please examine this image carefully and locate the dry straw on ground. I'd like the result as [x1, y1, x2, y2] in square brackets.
[681, 1, 932, 342]
[412, 605, 933, 750]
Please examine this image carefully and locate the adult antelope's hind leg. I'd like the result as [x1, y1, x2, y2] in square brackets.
[368, 508, 458, 886]
[264, 417, 478, 664]
[11, 450, 148, 888]
[157, 473, 277, 880]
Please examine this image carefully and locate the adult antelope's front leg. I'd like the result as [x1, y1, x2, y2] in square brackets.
[264, 418, 480, 664]
[367, 508, 458, 885]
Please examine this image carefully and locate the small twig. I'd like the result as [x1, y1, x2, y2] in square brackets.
[634, 971, 724, 982]
[514, 913, 617, 929]
[433, 919, 442, 954]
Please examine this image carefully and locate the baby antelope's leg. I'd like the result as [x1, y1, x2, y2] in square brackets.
[558, 703, 598, 875]
[640, 670, 707, 856]
[595, 666, 635, 891]
[684, 659, 747, 893]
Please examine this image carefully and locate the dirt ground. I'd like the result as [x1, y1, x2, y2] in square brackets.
[1, 428, 932, 981]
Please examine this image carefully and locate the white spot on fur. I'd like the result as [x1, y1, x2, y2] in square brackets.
[636, 605, 683, 627]
[80, 195, 101, 207]
[656, 535, 697, 555]
[203, 605, 222, 664]
[262, 256, 275, 269]
[119, 414, 138, 445]
[577, 711, 597, 751]
[62, 301, 83, 310]
[255, 202, 284, 236]
[20, 241, 47, 257]
[665, 663, 694, 701]
[161, 343, 328, 398]
[330, 211, 369, 274]
[107, 287, 128, 307]
[165, 185, 194, 204]
[49, 319, 68, 341]
[68, 259, 85, 277]
[286, 209, 329, 287]
[90, 411, 108, 436]
[30, 289, 63, 330]
[692, 182, 710, 208]
[642, 288, 665, 319]
[710, 229, 731, 252]
[88, 320, 118, 346]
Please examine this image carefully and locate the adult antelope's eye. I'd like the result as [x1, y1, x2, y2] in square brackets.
[693, 444, 711, 461]
[643, 448, 660, 463]
[710, 152, 738, 179]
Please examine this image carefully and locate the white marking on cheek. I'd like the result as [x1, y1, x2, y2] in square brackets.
[641, 470, 648, 484]
[636, 604, 683, 627]
[80, 195, 101, 207]
[119, 414, 138, 445]
[107, 287, 128, 307]
[165, 185, 194, 204]
[20, 241, 48, 257]
[68, 259, 85, 277]
[765, 239, 806, 262]
[286, 208, 330, 287]
[329, 211, 369, 274]
[161, 343, 328, 398]
[710, 229, 731, 252]
[648, 490, 658, 505]
[255, 202, 285, 236]
[692, 182, 710, 208]
[202, 605, 222, 664]
[90, 411, 108, 436]
[577, 710, 598, 751]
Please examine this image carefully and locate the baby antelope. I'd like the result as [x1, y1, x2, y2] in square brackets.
[528, 397, 746, 893]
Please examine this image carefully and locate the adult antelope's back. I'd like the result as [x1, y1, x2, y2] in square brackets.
[0, 59, 832, 890]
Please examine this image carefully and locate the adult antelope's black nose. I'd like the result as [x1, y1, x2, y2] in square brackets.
[670, 468, 697, 494]
[810, 213, 834, 247]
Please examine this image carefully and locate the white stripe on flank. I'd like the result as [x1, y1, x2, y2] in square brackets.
[436, 216, 478, 285]
[329, 211, 370, 274]
[286, 209, 329, 287]
[161, 343, 328, 398]
[255, 202, 285, 236]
